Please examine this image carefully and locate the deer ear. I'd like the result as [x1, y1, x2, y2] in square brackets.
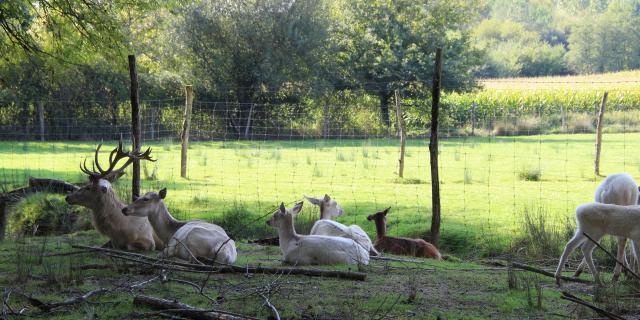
[323, 194, 331, 202]
[279, 202, 286, 213]
[367, 215, 373, 221]
[159, 188, 167, 199]
[305, 196, 322, 205]
[383, 207, 391, 215]
[291, 201, 304, 215]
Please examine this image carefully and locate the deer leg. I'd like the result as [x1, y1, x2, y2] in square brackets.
[631, 240, 640, 274]
[581, 240, 601, 285]
[574, 259, 586, 277]
[556, 231, 585, 286]
[612, 237, 627, 281]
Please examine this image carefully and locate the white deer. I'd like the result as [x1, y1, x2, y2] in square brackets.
[267, 201, 369, 265]
[306, 194, 378, 256]
[122, 188, 237, 264]
[573, 173, 640, 280]
[555, 202, 640, 285]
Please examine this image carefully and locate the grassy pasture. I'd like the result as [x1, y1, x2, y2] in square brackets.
[2, 132, 639, 255]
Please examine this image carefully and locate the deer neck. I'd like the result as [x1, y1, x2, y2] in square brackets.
[93, 191, 124, 217]
[147, 201, 187, 244]
[374, 217, 387, 239]
[87, 191, 126, 235]
[319, 204, 330, 220]
[276, 215, 299, 249]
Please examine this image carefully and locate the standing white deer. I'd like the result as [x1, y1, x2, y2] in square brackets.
[65, 142, 162, 251]
[122, 188, 237, 264]
[555, 202, 640, 285]
[573, 173, 640, 281]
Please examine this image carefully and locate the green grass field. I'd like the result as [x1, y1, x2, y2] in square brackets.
[3, 131, 639, 255]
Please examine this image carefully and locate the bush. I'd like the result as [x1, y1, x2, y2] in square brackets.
[8, 194, 92, 236]
[518, 168, 541, 181]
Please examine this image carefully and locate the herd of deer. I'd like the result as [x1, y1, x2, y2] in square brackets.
[63, 143, 442, 267]
[61, 143, 640, 284]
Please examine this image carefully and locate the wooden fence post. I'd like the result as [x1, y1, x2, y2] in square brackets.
[128, 55, 141, 201]
[429, 48, 443, 246]
[395, 90, 406, 178]
[181, 85, 194, 178]
[471, 101, 476, 136]
[594, 91, 608, 176]
[37, 100, 45, 141]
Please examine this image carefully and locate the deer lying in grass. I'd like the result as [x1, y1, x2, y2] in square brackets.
[555, 202, 640, 285]
[65, 142, 161, 251]
[267, 202, 369, 265]
[367, 207, 442, 259]
[306, 194, 378, 256]
[574, 173, 640, 281]
[122, 188, 237, 264]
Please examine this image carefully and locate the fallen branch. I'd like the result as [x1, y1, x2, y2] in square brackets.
[72, 245, 367, 281]
[511, 262, 592, 284]
[133, 295, 258, 320]
[22, 288, 109, 312]
[560, 291, 625, 320]
[583, 232, 640, 281]
[260, 294, 280, 320]
[248, 237, 279, 246]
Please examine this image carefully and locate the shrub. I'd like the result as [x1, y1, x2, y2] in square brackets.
[518, 168, 541, 181]
[8, 194, 92, 236]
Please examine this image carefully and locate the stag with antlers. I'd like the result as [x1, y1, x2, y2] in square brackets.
[66, 142, 163, 251]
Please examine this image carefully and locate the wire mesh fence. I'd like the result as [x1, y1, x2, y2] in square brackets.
[2, 83, 640, 254]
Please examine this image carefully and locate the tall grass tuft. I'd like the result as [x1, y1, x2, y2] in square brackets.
[518, 168, 541, 181]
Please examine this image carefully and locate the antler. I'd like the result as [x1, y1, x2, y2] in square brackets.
[80, 141, 156, 182]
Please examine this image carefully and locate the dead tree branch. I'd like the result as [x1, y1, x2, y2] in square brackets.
[560, 291, 625, 320]
[72, 245, 367, 281]
[133, 295, 259, 320]
[511, 262, 592, 284]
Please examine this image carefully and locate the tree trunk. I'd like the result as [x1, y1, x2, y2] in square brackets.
[429, 48, 443, 247]
[243, 102, 254, 139]
[110, 98, 118, 140]
[379, 91, 392, 127]
[128, 55, 141, 201]
[37, 100, 45, 141]
[0, 201, 7, 241]
[20, 101, 30, 140]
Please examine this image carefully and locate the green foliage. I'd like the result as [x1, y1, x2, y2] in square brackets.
[8, 194, 92, 236]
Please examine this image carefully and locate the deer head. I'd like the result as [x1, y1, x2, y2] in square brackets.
[267, 202, 304, 229]
[66, 142, 155, 207]
[366, 207, 391, 222]
[305, 194, 344, 219]
[122, 188, 167, 217]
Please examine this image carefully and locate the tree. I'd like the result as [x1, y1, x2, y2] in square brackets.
[337, 0, 482, 127]
[182, 0, 334, 137]
[566, 0, 640, 73]
[473, 19, 569, 77]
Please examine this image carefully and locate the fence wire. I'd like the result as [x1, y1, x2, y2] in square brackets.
[2, 84, 640, 253]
